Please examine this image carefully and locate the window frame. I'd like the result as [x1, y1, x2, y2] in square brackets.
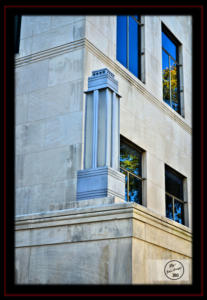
[165, 165, 186, 225]
[162, 23, 182, 115]
[14, 15, 21, 54]
[116, 15, 143, 81]
[120, 136, 144, 204]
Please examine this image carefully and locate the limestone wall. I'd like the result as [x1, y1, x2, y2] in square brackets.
[15, 14, 193, 285]
[15, 202, 192, 284]
[15, 15, 192, 223]
[15, 16, 86, 215]
[84, 15, 192, 227]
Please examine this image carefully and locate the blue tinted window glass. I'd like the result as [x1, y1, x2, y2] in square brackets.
[129, 174, 142, 204]
[133, 15, 140, 21]
[162, 49, 170, 104]
[162, 49, 169, 75]
[120, 142, 142, 176]
[165, 168, 183, 199]
[120, 168, 128, 201]
[14, 15, 21, 54]
[162, 31, 177, 60]
[129, 16, 138, 77]
[170, 58, 179, 113]
[166, 194, 173, 220]
[174, 200, 184, 224]
[117, 16, 127, 67]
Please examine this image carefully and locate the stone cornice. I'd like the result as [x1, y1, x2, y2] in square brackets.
[15, 37, 192, 134]
[15, 39, 85, 68]
[84, 38, 192, 135]
[15, 202, 192, 242]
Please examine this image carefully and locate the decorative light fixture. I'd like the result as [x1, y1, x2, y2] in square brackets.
[77, 68, 125, 201]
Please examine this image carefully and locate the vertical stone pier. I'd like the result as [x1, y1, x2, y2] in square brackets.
[77, 68, 125, 201]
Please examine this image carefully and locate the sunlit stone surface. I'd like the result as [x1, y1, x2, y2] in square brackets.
[15, 15, 192, 284]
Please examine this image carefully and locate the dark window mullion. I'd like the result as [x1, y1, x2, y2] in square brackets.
[127, 171, 129, 201]
[169, 54, 172, 106]
[120, 137, 143, 204]
[127, 16, 129, 69]
[122, 138, 143, 155]
[172, 197, 175, 220]
[138, 16, 141, 79]
[165, 165, 185, 224]
[162, 47, 178, 65]
[131, 15, 142, 26]
[176, 46, 181, 114]
[166, 192, 184, 204]
[162, 26, 182, 115]
[14, 15, 21, 54]
[117, 16, 141, 80]
[120, 167, 142, 181]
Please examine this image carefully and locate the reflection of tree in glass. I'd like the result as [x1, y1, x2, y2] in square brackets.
[174, 201, 182, 223]
[129, 189, 138, 202]
[128, 175, 141, 203]
[120, 168, 128, 201]
[163, 65, 178, 103]
[120, 144, 140, 175]
[166, 195, 173, 219]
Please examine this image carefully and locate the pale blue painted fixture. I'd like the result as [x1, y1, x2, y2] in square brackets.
[76, 68, 125, 201]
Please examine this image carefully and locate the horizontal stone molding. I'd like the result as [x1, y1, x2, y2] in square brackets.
[15, 37, 191, 134]
[77, 189, 110, 200]
[15, 201, 192, 284]
[84, 38, 192, 135]
[15, 38, 85, 68]
[77, 166, 125, 201]
[15, 202, 192, 243]
[77, 166, 125, 182]
[77, 188, 125, 201]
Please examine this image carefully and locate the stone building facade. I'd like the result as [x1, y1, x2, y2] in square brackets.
[15, 15, 192, 284]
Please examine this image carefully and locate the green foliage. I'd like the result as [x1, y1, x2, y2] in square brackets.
[163, 65, 178, 102]
[120, 144, 140, 175]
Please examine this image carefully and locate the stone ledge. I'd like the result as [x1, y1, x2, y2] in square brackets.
[15, 205, 192, 257]
[131, 202, 192, 240]
[15, 200, 192, 246]
[15, 38, 85, 68]
[14, 37, 191, 134]
[84, 38, 192, 135]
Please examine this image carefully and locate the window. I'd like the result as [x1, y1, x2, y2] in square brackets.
[120, 137, 143, 204]
[162, 24, 181, 114]
[165, 166, 185, 224]
[14, 15, 21, 54]
[117, 15, 142, 79]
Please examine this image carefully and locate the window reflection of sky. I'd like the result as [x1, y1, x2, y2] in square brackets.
[165, 167, 184, 224]
[170, 58, 176, 69]
[166, 169, 183, 200]
[129, 16, 138, 77]
[117, 15, 140, 78]
[162, 32, 177, 60]
[166, 196, 183, 224]
[120, 143, 141, 176]
[120, 141, 142, 204]
[129, 190, 139, 203]
[120, 168, 128, 201]
[166, 194, 173, 220]
[117, 16, 127, 67]
[129, 174, 142, 203]
[162, 50, 169, 73]
[174, 200, 183, 224]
